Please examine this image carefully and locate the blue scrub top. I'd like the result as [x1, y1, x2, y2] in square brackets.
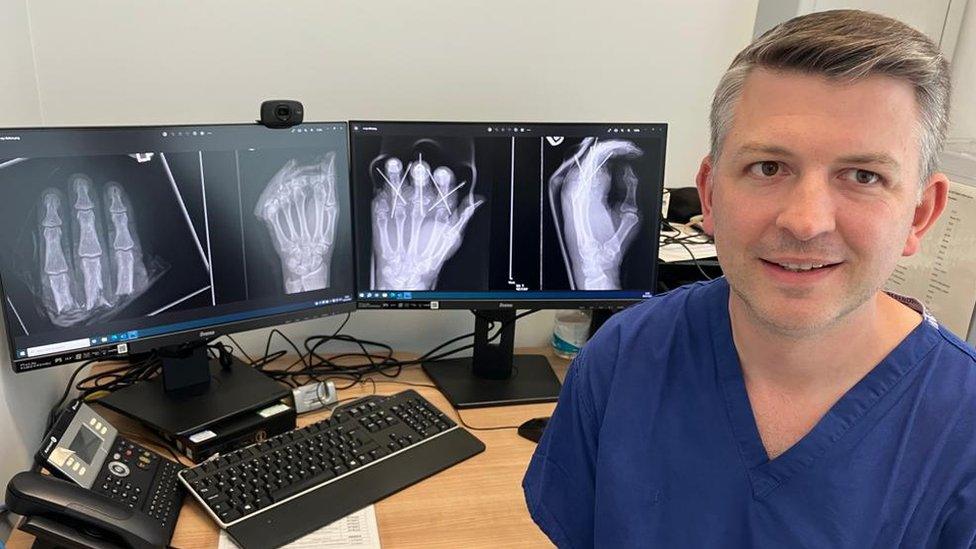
[523, 278, 976, 548]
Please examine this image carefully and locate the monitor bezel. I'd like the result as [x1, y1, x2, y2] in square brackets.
[348, 119, 666, 310]
[0, 121, 356, 372]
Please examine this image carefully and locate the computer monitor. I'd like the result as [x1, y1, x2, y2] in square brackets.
[0, 122, 355, 434]
[349, 121, 666, 407]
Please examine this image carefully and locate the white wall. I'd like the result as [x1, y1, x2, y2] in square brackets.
[0, 0, 41, 126]
[950, 0, 976, 138]
[0, 1, 67, 536]
[0, 0, 760, 522]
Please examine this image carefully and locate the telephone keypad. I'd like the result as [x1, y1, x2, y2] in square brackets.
[92, 438, 184, 528]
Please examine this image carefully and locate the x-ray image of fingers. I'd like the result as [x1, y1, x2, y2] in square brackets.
[370, 144, 484, 290]
[37, 174, 154, 327]
[254, 154, 339, 294]
[548, 138, 643, 290]
[0, 153, 217, 335]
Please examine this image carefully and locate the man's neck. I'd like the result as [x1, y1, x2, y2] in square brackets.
[729, 292, 921, 396]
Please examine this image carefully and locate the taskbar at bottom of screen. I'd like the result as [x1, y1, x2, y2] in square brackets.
[357, 296, 653, 311]
[14, 343, 127, 372]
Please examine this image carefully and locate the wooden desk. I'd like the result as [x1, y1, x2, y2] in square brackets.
[8, 348, 567, 548]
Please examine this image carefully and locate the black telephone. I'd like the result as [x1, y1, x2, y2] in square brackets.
[4, 400, 186, 548]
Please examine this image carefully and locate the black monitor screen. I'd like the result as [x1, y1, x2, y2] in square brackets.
[0, 123, 355, 372]
[350, 121, 666, 309]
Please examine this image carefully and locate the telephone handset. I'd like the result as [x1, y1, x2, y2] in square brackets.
[7, 472, 171, 549]
[4, 400, 186, 548]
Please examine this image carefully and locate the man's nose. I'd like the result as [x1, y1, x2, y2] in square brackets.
[774, 174, 836, 241]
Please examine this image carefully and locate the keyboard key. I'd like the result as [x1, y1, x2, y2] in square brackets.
[271, 472, 328, 502]
[219, 509, 242, 523]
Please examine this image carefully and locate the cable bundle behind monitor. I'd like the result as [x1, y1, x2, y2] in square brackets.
[222, 310, 539, 390]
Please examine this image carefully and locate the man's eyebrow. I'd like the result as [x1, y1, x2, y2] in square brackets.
[732, 143, 796, 158]
[835, 152, 901, 170]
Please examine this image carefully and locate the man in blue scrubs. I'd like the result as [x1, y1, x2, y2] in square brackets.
[524, 9, 976, 547]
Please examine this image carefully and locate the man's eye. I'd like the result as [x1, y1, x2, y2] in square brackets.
[842, 169, 881, 185]
[748, 161, 781, 177]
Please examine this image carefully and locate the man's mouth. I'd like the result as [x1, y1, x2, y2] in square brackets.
[761, 259, 842, 272]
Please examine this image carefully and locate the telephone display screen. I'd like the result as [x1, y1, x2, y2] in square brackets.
[69, 425, 102, 464]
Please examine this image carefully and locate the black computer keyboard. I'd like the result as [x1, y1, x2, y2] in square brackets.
[177, 390, 485, 549]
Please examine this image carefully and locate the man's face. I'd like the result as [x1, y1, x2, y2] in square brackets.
[697, 68, 943, 336]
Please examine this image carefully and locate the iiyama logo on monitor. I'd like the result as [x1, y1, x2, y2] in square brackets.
[199, 330, 216, 338]
[499, 303, 514, 308]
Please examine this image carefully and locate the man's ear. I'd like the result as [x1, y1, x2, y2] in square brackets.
[695, 155, 716, 236]
[903, 173, 949, 256]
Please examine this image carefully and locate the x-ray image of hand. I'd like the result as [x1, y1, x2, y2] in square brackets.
[371, 154, 483, 290]
[549, 138, 643, 290]
[255, 154, 339, 294]
[38, 174, 150, 327]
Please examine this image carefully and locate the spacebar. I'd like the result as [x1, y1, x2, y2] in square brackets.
[226, 427, 486, 549]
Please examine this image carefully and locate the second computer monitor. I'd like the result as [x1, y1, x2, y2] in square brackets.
[350, 121, 666, 308]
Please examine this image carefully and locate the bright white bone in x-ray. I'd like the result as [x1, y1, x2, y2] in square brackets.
[254, 154, 339, 294]
[38, 174, 150, 327]
[548, 138, 643, 290]
[371, 152, 483, 290]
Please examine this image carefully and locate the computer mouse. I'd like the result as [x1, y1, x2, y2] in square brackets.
[518, 416, 550, 443]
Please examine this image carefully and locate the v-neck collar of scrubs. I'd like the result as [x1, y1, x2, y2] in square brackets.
[707, 279, 943, 500]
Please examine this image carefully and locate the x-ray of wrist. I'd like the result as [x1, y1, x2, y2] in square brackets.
[254, 153, 339, 294]
[548, 138, 643, 290]
[38, 174, 151, 327]
[369, 139, 484, 290]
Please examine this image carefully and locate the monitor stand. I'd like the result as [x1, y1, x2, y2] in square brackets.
[98, 343, 289, 437]
[422, 309, 562, 409]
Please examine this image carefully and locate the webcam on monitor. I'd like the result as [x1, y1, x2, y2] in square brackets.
[259, 99, 304, 128]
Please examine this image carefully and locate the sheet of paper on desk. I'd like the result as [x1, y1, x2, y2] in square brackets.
[658, 242, 718, 263]
[885, 181, 976, 338]
[659, 222, 717, 263]
[217, 505, 381, 549]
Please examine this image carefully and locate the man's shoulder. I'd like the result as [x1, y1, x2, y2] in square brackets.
[568, 279, 726, 420]
[933, 322, 976, 363]
[598, 278, 726, 341]
[580, 278, 725, 370]
[928, 321, 976, 395]
[909, 321, 976, 425]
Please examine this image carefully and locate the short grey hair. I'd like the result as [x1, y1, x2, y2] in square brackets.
[710, 9, 951, 183]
